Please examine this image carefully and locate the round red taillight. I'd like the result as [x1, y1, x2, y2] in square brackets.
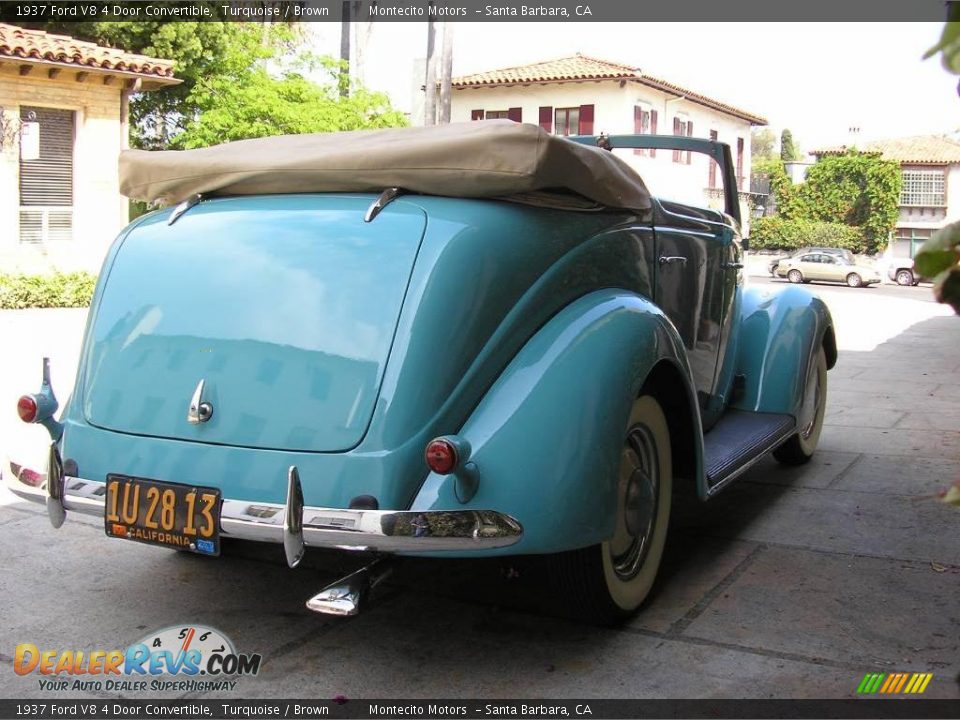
[17, 395, 38, 423]
[425, 438, 458, 475]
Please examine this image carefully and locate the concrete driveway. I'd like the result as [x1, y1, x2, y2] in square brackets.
[0, 279, 957, 701]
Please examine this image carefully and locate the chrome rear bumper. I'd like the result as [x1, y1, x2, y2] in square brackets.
[4, 445, 523, 566]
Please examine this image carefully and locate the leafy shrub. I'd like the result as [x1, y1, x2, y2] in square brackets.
[0, 272, 97, 309]
[777, 151, 901, 255]
[749, 217, 865, 253]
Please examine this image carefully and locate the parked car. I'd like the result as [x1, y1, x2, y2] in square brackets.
[775, 250, 881, 287]
[6, 123, 835, 625]
[884, 256, 924, 286]
[768, 247, 854, 277]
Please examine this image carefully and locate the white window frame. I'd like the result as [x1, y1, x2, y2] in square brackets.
[900, 168, 946, 207]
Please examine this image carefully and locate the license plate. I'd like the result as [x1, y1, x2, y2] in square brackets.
[104, 475, 221, 555]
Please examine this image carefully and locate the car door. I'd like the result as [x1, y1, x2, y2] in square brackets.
[819, 254, 843, 282]
[796, 253, 822, 281]
[654, 203, 739, 430]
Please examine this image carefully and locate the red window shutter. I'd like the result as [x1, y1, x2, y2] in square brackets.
[507, 107, 522, 123]
[578, 104, 594, 135]
[686, 121, 693, 164]
[650, 110, 657, 157]
[471, 110, 484, 121]
[539, 106, 553, 133]
[672, 117, 681, 162]
[634, 106, 643, 155]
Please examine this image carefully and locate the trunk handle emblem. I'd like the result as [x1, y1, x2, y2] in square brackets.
[187, 379, 214, 424]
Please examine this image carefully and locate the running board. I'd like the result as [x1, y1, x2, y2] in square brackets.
[703, 410, 795, 493]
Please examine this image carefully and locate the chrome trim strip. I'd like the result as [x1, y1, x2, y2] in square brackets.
[3, 460, 524, 553]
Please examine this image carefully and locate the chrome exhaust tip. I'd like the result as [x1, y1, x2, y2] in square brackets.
[306, 558, 393, 617]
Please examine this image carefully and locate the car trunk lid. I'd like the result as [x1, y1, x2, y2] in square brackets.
[81, 195, 426, 453]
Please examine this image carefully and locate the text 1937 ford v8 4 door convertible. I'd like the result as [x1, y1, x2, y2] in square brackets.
[7, 122, 834, 625]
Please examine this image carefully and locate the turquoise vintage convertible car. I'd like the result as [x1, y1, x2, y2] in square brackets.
[8, 122, 834, 624]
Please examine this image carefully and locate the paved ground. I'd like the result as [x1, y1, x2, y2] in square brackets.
[1, 275, 958, 701]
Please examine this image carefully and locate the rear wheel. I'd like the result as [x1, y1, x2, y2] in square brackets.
[548, 395, 672, 626]
[896, 269, 914, 286]
[787, 269, 803, 284]
[774, 347, 828, 466]
[846, 273, 863, 288]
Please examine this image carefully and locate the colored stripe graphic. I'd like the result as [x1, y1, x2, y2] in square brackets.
[893, 674, 909, 693]
[857, 672, 932, 695]
[857, 673, 885, 694]
[880, 674, 897, 693]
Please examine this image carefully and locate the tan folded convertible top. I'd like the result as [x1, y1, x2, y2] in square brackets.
[119, 121, 651, 210]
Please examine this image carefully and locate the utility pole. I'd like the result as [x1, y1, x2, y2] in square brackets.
[423, 9, 437, 125]
[438, 22, 454, 124]
[339, 0, 352, 97]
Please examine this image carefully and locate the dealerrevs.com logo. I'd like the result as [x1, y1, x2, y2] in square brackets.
[14, 624, 261, 693]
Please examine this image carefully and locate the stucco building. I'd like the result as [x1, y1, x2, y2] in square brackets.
[811, 135, 960, 259]
[0, 23, 178, 273]
[450, 54, 767, 223]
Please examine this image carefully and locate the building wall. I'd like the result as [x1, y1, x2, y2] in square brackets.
[450, 79, 755, 225]
[889, 163, 960, 258]
[0, 64, 127, 274]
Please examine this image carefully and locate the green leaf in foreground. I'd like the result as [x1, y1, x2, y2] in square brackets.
[933, 266, 960, 314]
[915, 222, 960, 280]
[941, 478, 960, 507]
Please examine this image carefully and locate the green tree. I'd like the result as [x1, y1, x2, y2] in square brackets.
[780, 129, 801, 161]
[751, 128, 777, 161]
[175, 46, 406, 148]
[778, 151, 901, 254]
[26, 20, 405, 149]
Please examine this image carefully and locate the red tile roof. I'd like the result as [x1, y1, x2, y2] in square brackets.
[0, 23, 178, 85]
[452, 54, 767, 125]
[811, 135, 960, 164]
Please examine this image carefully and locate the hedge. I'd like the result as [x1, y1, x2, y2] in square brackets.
[749, 217, 865, 253]
[0, 272, 97, 309]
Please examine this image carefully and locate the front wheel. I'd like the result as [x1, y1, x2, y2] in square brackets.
[547, 395, 672, 625]
[895, 269, 914, 286]
[774, 347, 828, 466]
[846, 273, 863, 288]
[787, 269, 804, 284]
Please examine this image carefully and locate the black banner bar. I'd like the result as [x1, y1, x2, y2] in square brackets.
[2, 699, 960, 719]
[0, 0, 950, 23]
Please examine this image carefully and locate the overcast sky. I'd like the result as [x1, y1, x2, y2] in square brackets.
[308, 22, 960, 152]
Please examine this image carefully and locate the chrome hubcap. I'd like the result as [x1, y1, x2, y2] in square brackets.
[609, 425, 659, 581]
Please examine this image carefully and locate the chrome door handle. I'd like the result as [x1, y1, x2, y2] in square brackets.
[658, 256, 688, 265]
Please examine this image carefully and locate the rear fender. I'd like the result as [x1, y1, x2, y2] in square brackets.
[410, 289, 702, 556]
[734, 285, 836, 417]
